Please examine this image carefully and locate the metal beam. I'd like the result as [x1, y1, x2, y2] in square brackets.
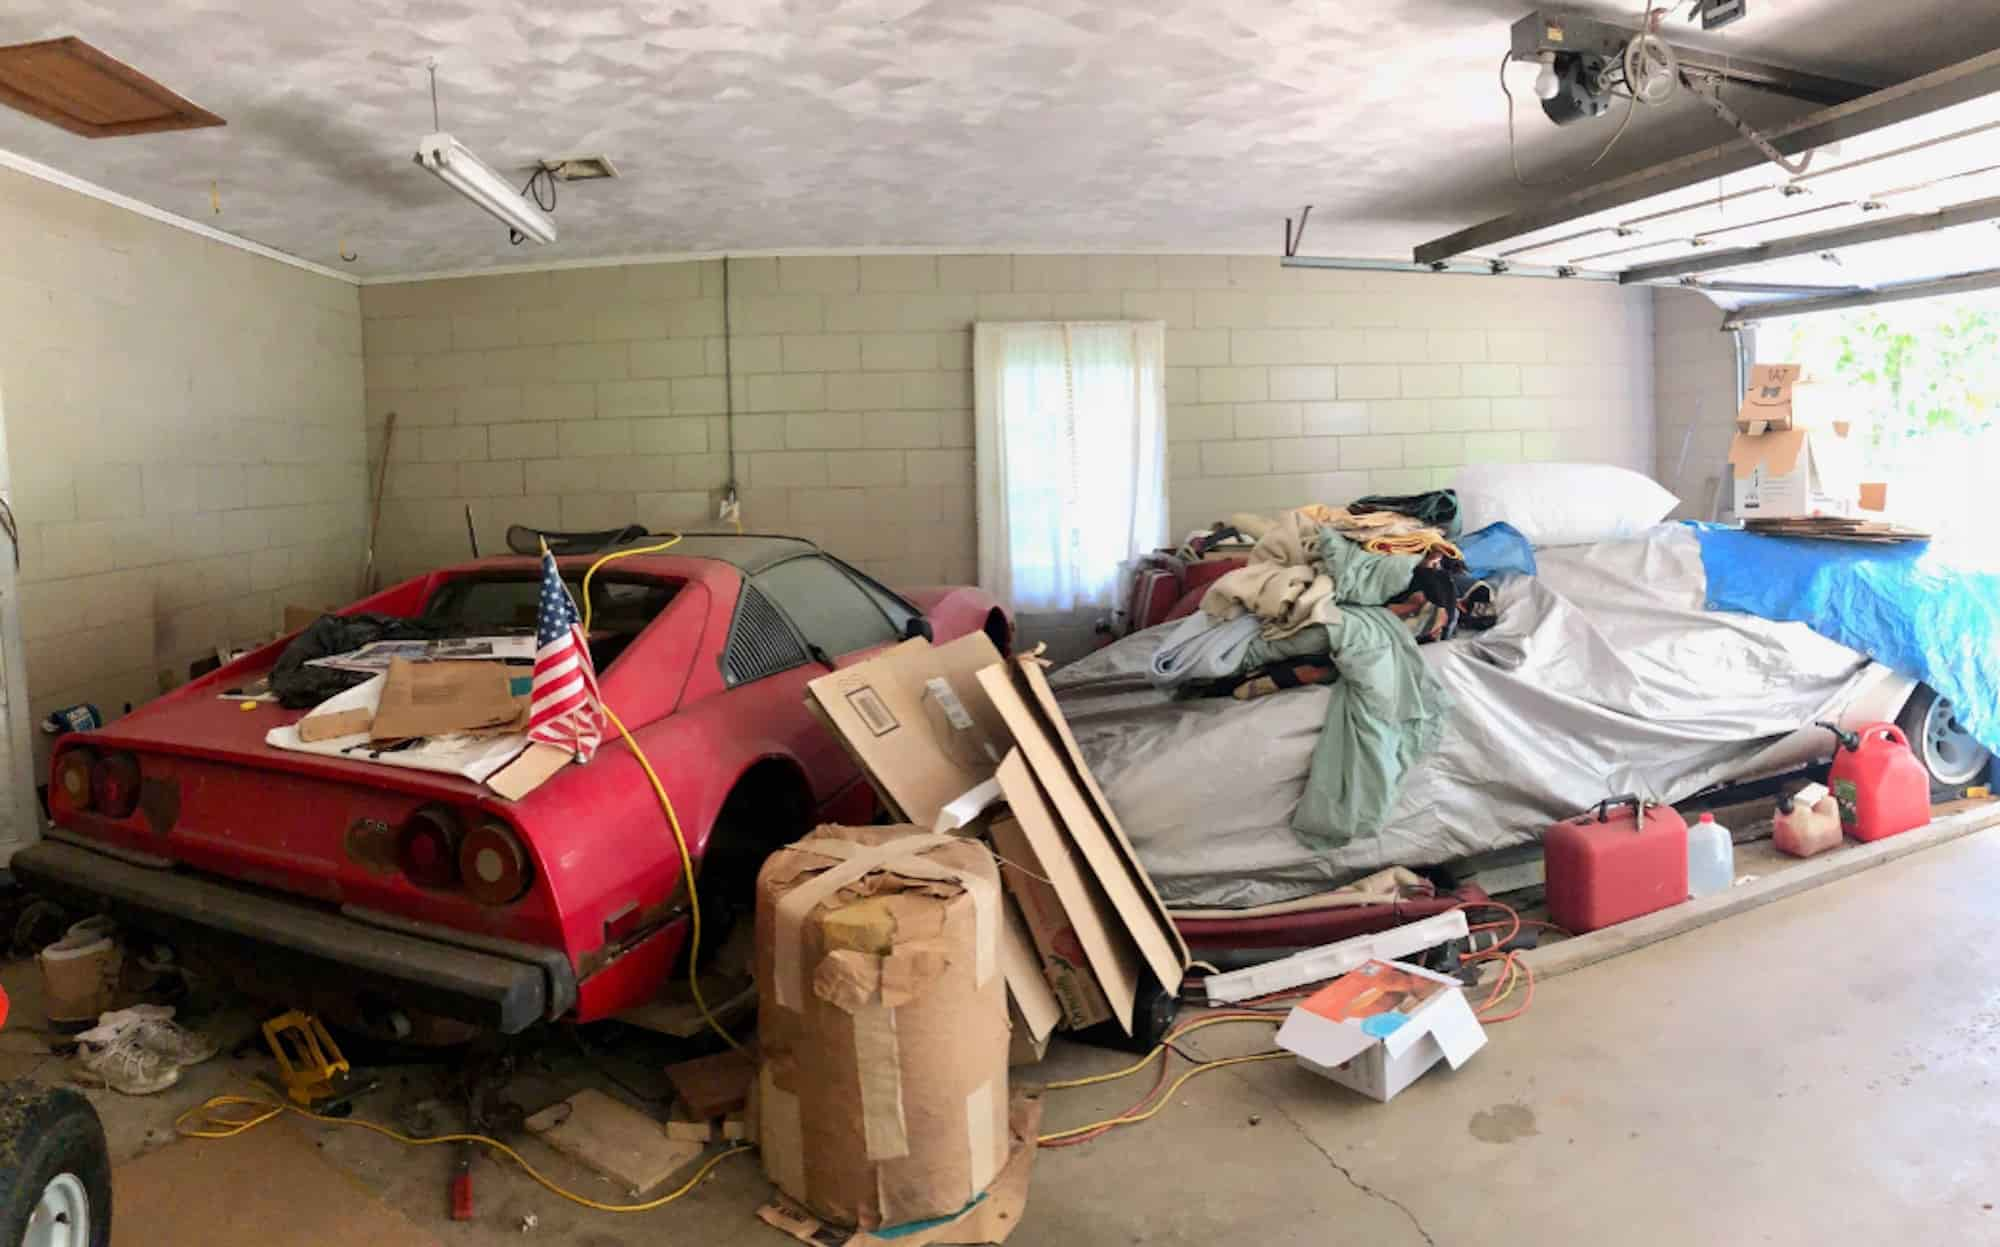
[1615, 193, 2000, 283]
[1509, 12, 1876, 107]
[1688, 280, 1867, 296]
[1413, 48, 2000, 267]
[1280, 254, 1620, 281]
[1721, 267, 2000, 327]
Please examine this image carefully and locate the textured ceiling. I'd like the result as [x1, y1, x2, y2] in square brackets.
[2, 0, 1997, 277]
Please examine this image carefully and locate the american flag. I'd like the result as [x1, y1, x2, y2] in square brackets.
[528, 548, 602, 762]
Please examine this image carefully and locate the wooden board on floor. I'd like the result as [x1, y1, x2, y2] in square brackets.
[524, 1087, 703, 1194]
[114, 1119, 442, 1247]
[1513, 798, 2000, 983]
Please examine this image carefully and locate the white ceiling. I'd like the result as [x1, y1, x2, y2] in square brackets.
[3, 0, 1997, 278]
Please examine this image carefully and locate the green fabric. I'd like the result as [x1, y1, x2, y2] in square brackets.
[1351, 489, 1462, 539]
[1241, 626, 1334, 669]
[1281, 532, 1452, 849]
[1291, 607, 1453, 848]
[1318, 527, 1423, 603]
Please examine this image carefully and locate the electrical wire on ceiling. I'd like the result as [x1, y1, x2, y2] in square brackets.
[508, 166, 557, 246]
[1498, 4, 1689, 189]
[1500, 50, 1639, 188]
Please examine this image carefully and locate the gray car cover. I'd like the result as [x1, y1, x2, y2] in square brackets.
[1050, 525, 1876, 909]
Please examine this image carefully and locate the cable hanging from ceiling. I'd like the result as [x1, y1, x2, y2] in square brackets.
[416, 58, 560, 246]
[1499, 3, 1683, 188]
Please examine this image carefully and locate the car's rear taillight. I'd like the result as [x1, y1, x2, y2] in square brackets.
[55, 750, 95, 811]
[91, 753, 141, 818]
[459, 820, 532, 906]
[397, 806, 462, 889]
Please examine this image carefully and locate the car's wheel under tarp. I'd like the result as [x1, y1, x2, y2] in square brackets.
[1897, 684, 1994, 794]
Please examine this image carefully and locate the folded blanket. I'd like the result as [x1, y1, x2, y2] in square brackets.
[1201, 562, 1339, 640]
[1147, 612, 1261, 687]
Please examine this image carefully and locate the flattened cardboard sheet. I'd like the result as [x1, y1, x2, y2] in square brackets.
[975, 659, 1187, 996]
[989, 759, 1129, 1032]
[805, 635, 1009, 826]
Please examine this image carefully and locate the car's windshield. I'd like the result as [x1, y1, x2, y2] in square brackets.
[420, 575, 679, 669]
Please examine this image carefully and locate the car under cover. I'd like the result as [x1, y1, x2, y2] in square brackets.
[1050, 524, 1893, 910]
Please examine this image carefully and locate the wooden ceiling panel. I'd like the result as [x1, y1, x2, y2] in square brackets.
[0, 36, 223, 138]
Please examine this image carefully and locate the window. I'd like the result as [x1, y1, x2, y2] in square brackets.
[1754, 293, 2000, 548]
[421, 574, 676, 669]
[973, 321, 1167, 613]
[753, 555, 901, 658]
[826, 555, 922, 637]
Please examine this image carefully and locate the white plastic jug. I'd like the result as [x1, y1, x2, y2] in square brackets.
[1687, 812, 1734, 899]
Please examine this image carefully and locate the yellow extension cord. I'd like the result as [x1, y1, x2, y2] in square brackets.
[1035, 1014, 1288, 1145]
[174, 532, 755, 1215]
[577, 533, 742, 1054]
[176, 1093, 751, 1213]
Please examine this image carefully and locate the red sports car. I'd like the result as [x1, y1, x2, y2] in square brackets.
[17, 533, 1010, 1039]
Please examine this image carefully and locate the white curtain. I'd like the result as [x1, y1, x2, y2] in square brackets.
[974, 321, 1168, 613]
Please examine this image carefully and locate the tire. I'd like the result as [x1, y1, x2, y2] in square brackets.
[689, 775, 811, 967]
[1896, 685, 1993, 794]
[0, 1083, 112, 1247]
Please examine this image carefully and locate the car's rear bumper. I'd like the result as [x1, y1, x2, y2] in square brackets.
[13, 838, 575, 1034]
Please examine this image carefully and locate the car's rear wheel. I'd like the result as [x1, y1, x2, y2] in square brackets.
[0, 1084, 112, 1247]
[691, 770, 812, 968]
[1896, 685, 1992, 793]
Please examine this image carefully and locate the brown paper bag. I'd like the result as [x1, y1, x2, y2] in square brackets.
[369, 659, 520, 741]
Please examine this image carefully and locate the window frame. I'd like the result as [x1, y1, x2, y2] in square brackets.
[750, 553, 913, 662]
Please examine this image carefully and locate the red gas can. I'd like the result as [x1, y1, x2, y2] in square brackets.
[1824, 722, 1930, 843]
[1544, 796, 1690, 934]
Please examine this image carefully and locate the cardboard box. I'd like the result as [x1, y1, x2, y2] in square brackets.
[988, 767, 1127, 1030]
[1735, 362, 1859, 433]
[988, 802, 1116, 1030]
[802, 646, 1188, 1038]
[369, 658, 523, 741]
[1275, 960, 1486, 1103]
[1729, 423, 1860, 520]
[296, 705, 373, 743]
[805, 635, 1011, 826]
[756, 826, 1010, 1230]
[999, 893, 1060, 1065]
[974, 658, 1189, 1016]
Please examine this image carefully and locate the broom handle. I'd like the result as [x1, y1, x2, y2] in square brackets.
[362, 411, 397, 596]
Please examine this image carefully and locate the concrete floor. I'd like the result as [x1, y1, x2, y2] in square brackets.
[7, 826, 2000, 1245]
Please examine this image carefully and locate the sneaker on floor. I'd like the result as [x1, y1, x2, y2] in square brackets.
[75, 1003, 177, 1048]
[74, 1034, 180, 1096]
[132, 1017, 219, 1066]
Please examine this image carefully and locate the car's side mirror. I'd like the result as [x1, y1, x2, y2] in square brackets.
[904, 616, 934, 642]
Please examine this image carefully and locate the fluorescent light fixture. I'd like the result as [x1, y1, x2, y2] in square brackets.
[413, 132, 556, 244]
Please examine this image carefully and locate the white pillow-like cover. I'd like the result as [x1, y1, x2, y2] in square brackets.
[1451, 463, 1678, 547]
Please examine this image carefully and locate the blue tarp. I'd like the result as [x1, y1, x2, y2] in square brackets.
[1457, 521, 1537, 581]
[1692, 523, 2000, 755]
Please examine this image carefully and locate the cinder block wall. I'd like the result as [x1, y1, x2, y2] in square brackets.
[1652, 287, 1743, 518]
[0, 167, 366, 761]
[360, 254, 1656, 587]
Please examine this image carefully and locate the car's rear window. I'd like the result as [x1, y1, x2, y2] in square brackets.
[420, 575, 678, 669]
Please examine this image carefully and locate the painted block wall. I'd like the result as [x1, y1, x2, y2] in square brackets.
[0, 167, 367, 767]
[361, 254, 1656, 589]
[1652, 287, 1743, 518]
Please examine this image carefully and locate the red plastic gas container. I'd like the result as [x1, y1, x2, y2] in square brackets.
[1824, 722, 1930, 843]
[1544, 796, 1690, 934]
